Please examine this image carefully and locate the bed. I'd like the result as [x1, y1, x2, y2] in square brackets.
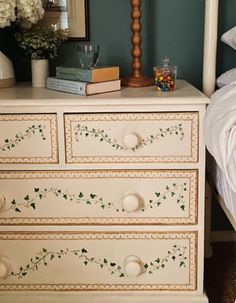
[203, 0, 236, 233]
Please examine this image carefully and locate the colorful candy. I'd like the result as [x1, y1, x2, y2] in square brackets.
[153, 56, 177, 92]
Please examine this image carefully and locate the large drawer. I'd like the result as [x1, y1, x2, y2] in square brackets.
[0, 231, 197, 291]
[0, 114, 58, 164]
[0, 170, 197, 225]
[64, 112, 199, 164]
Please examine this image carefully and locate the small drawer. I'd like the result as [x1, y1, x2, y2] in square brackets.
[0, 231, 197, 291]
[0, 114, 58, 164]
[0, 170, 197, 225]
[64, 112, 199, 164]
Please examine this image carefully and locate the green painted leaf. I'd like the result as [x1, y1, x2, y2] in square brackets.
[79, 192, 83, 198]
[30, 203, 36, 210]
[24, 195, 30, 201]
[110, 262, 116, 267]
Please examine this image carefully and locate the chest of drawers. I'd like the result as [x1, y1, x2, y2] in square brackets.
[0, 80, 209, 303]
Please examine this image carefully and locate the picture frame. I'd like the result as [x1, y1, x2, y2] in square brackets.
[42, 0, 90, 41]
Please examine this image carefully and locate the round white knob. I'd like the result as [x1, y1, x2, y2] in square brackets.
[0, 256, 11, 279]
[0, 194, 6, 212]
[122, 133, 139, 149]
[122, 193, 141, 212]
[124, 256, 142, 277]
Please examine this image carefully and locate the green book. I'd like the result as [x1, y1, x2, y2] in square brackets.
[56, 66, 120, 83]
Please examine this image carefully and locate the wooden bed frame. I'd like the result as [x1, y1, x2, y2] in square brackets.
[203, 0, 236, 252]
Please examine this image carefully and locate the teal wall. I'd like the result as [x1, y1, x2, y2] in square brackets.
[56, 0, 206, 89]
[55, 0, 236, 90]
[15, 0, 236, 90]
[217, 0, 236, 76]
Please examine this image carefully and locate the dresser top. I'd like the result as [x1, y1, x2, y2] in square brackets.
[0, 80, 209, 106]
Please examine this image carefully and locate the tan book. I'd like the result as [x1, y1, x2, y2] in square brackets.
[46, 77, 121, 96]
[56, 66, 120, 83]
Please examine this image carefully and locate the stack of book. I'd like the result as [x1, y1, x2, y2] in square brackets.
[46, 66, 121, 96]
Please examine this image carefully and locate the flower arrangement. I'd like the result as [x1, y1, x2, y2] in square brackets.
[0, 0, 44, 29]
[15, 26, 68, 60]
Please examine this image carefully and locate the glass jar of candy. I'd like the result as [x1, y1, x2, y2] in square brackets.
[153, 56, 177, 91]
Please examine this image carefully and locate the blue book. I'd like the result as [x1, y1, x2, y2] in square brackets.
[46, 77, 121, 96]
[56, 66, 120, 82]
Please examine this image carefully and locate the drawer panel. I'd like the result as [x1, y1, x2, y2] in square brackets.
[0, 231, 197, 291]
[64, 112, 199, 164]
[0, 114, 58, 164]
[0, 170, 197, 225]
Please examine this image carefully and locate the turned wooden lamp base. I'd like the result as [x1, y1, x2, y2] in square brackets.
[123, 0, 154, 88]
[122, 75, 154, 87]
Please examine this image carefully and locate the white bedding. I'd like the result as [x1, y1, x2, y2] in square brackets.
[207, 153, 236, 226]
[204, 81, 236, 223]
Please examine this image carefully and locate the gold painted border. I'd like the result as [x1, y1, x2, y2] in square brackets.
[64, 112, 199, 164]
[0, 231, 197, 291]
[0, 114, 58, 164]
[0, 170, 198, 225]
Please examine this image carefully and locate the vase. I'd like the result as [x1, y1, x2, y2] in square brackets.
[31, 59, 49, 88]
[0, 51, 16, 88]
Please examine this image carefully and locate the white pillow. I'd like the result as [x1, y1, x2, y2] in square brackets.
[221, 26, 236, 50]
[216, 68, 236, 88]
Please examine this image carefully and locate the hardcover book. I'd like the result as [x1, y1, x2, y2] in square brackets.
[56, 66, 120, 83]
[46, 77, 121, 96]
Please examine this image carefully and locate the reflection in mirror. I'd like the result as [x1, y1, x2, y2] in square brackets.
[41, 0, 89, 41]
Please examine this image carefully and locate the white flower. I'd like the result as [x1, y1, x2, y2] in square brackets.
[0, 0, 44, 29]
[0, 1, 16, 28]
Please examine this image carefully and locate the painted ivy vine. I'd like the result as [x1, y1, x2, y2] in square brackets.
[144, 244, 187, 274]
[0, 125, 46, 152]
[74, 124, 184, 151]
[2, 187, 115, 213]
[9, 244, 187, 280]
[144, 182, 187, 212]
[2, 182, 187, 214]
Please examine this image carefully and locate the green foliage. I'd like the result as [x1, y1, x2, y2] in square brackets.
[15, 26, 68, 60]
[74, 123, 185, 153]
[9, 244, 188, 280]
[0, 124, 46, 152]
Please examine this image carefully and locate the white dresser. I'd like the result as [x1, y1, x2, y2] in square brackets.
[0, 80, 209, 303]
